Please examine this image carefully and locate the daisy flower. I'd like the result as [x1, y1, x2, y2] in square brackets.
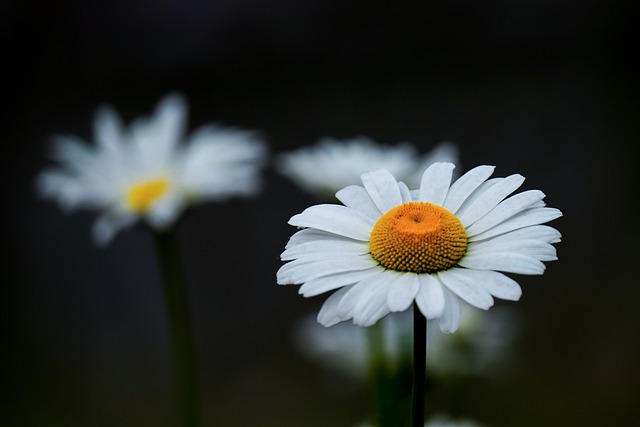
[276, 137, 458, 198]
[37, 93, 267, 245]
[277, 162, 561, 333]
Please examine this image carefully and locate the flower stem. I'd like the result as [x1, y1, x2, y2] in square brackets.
[411, 304, 427, 427]
[367, 323, 394, 427]
[153, 229, 201, 427]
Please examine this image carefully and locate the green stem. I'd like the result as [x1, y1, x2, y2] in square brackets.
[411, 304, 427, 427]
[367, 322, 391, 427]
[153, 229, 201, 427]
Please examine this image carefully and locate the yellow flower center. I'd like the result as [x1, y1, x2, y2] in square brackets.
[125, 178, 170, 213]
[369, 202, 468, 273]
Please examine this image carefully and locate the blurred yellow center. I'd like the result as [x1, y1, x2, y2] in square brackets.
[369, 202, 467, 273]
[126, 179, 169, 213]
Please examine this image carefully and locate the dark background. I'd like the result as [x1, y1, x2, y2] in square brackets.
[2, 1, 639, 426]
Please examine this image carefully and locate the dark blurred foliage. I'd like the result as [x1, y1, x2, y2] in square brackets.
[2, 0, 639, 426]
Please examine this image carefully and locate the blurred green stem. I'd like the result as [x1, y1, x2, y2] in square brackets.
[411, 305, 426, 427]
[153, 229, 201, 427]
[367, 322, 394, 427]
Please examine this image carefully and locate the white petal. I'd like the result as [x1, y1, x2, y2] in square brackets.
[94, 106, 126, 152]
[459, 252, 546, 275]
[134, 93, 186, 159]
[468, 239, 557, 261]
[470, 207, 562, 241]
[398, 181, 412, 203]
[37, 170, 106, 210]
[49, 135, 96, 174]
[415, 274, 446, 319]
[453, 178, 501, 217]
[318, 286, 353, 326]
[443, 165, 495, 213]
[289, 204, 375, 241]
[92, 212, 136, 246]
[285, 228, 359, 248]
[356, 299, 391, 327]
[465, 190, 545, 237]
[437, 287, 462, 333]
[335, 185, 382, 219]
[153, 93, 187, 148]
[299, 268, 382, 297]
[438, 269, 494, 310]
[352, 275, 393, 326]
[451, 269, 522, 301]
[361, 169, 403, 213]
[387, 273, 420, 312]
[474, 224, 561, 244]
[277, 256, 377, 284]
[457, 174, 526, 226]
[186, 126, 263, 163]
[180, 125, 266, 198]
[145, 194, 183, 230]
[336, 280, 374, 321]
[418, 162, 455, 206]
[524, 247, 557, 261]
[281, 240, 370, 261]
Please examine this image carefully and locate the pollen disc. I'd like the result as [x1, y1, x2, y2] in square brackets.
[126, 178, 170, 213]
[369, 202, 467, 273]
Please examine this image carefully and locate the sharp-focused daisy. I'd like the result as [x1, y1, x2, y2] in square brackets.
[277, 162, 561, 333]
[276, 137, 458, 198]
[37, 94, 267, 245]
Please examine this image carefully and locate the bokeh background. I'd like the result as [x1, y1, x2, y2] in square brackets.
[2, 0, 639, 426]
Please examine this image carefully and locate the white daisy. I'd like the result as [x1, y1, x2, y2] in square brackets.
[276, 136, 458, 198]
[37, 93, 267, 245]
[277, 162, 561, 333]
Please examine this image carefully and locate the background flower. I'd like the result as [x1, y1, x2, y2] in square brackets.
[294, 306, 519, 382]
[37, 94, 266, 245]
[277, 137, 458, 198]
[355, 414, 485, 427]
[424, 415, 485, 427]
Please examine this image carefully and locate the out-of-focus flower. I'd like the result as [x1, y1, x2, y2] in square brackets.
[37, 94, 267, 245]
[294, 306, 518, 380]
[355, 414, 485, 427]
[294, 313, 369, 379]
[278, 162, 561, 333]
[276, 137, 458, 199]
[424, 414, 485, 427]
[427, 306, 518, 377]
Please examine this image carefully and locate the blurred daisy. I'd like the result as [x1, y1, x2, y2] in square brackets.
[427, 306, 518, 377]
[424, 415, 485, 427]
[356, 415, 484, 427]
[277, 162, 561, 333]
[37, 94, 266, 245]
[294, 306, 518, 380]
[276, 137, 458, 198]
